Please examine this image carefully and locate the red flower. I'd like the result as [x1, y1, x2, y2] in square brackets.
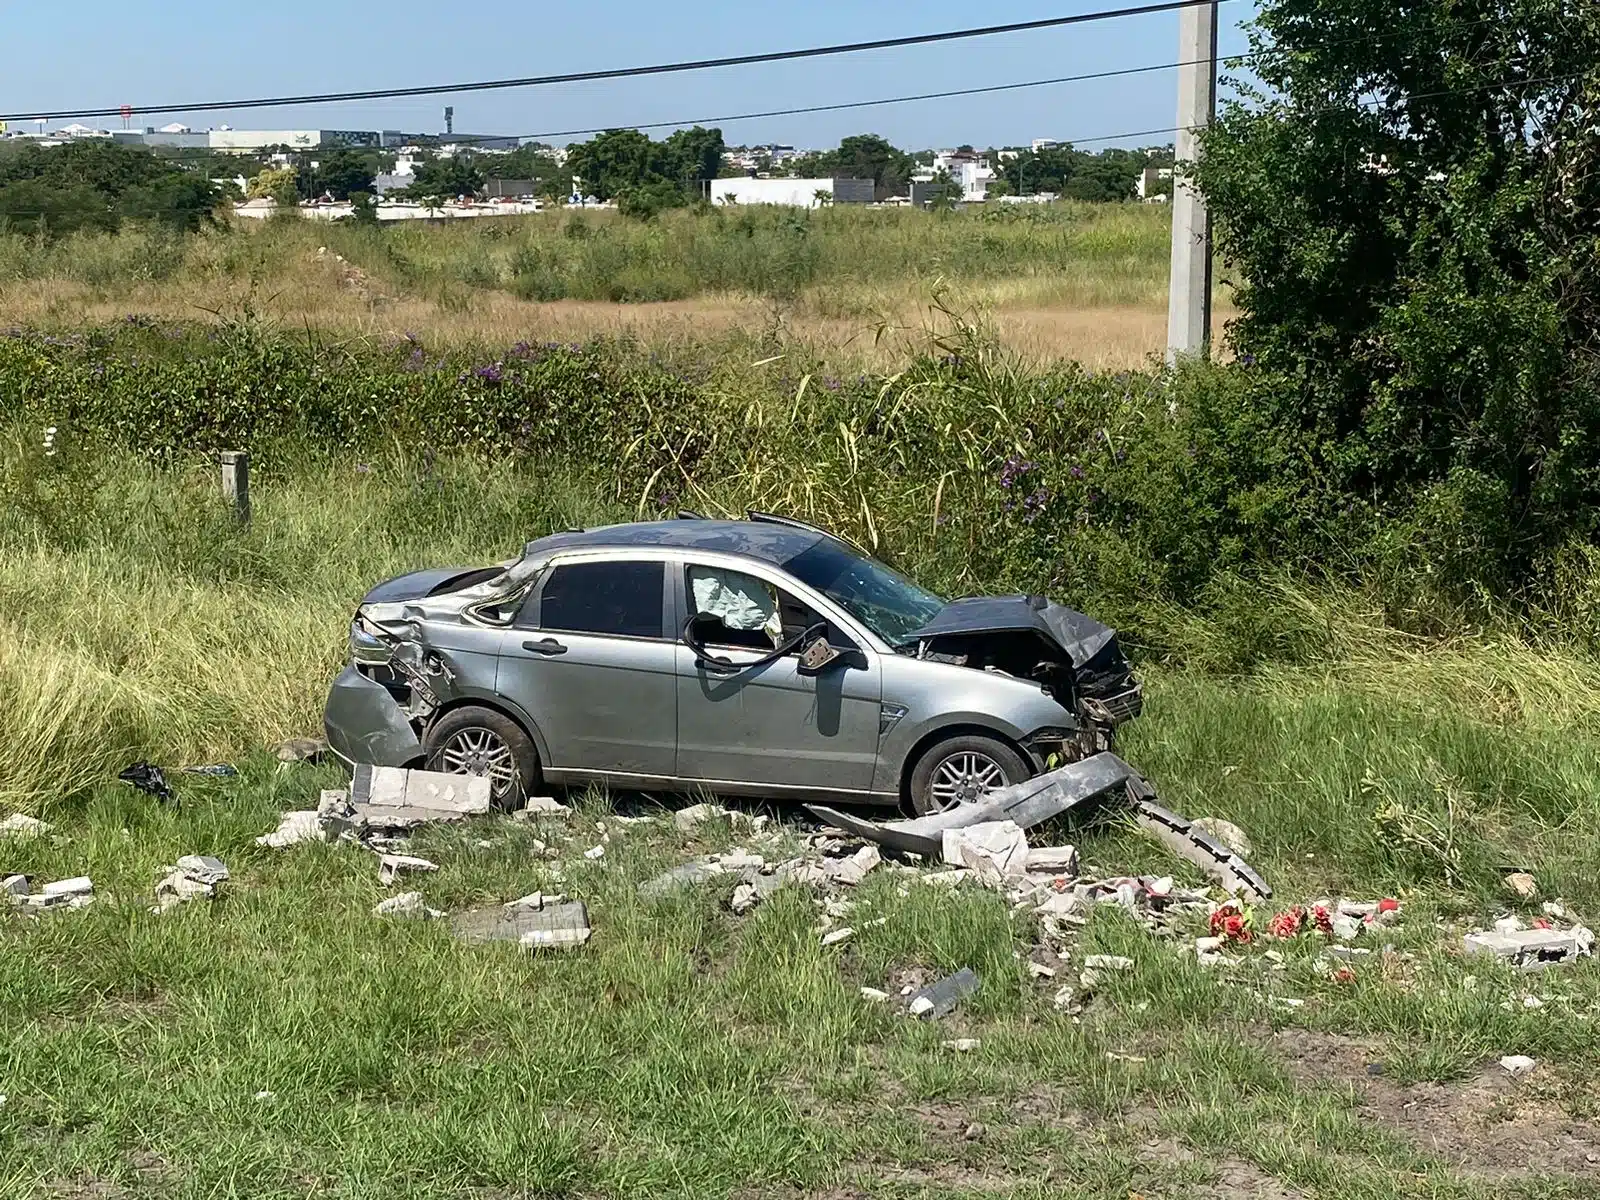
[1268, 907, 1306, 939]
[1311, 905, 1334, 936]
[1333, 966, 1356, 984]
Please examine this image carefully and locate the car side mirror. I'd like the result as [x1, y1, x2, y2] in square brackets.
[796, 635, 843, 676]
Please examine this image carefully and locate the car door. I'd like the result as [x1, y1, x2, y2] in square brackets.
[496, 556, 677, 780]
[674, 559, 882, 794]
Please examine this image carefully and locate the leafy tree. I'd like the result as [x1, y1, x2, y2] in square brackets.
[247, 166, 300, 207]
[1195, 0, 1600, 581]
[0, 140, 220, 235]
[402, 153, 484, 201]
[834, 134, 913, 197]
[921, 168, 962, 210]
[315, 149, 377, 201]
[660, 125, 726, 185]
[488, 143, 566, 198]
[617, 178, 690, 220]
[567, 129, 658, 201]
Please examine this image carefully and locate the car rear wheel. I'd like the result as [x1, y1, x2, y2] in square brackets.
[907, 734, 1032, 818]
[424, 705, 540, 809]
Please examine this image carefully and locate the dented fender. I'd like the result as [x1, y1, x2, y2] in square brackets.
[324, 666, 423, 768]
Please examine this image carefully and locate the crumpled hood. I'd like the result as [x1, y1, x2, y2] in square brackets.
[906, 595, 1118, 666]
[360, 567, 493, 606]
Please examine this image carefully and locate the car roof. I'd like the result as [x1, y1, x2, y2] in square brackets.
[524, 520, 826, 566]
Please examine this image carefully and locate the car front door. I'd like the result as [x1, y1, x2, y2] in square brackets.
[674, 560, 882, 794]
[496, 556, 677, 780]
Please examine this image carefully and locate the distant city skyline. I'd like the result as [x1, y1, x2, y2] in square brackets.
[6, 1, 1258, 150]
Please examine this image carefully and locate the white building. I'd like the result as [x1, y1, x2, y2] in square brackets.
[911, 149, 997, 203]
[709, 177, 864, 208]
[1136, 165, 1174, 201]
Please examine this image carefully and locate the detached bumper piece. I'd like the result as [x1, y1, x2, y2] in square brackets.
[807, 753, 1272, 902]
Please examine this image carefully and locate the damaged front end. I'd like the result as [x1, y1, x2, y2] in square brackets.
[324, 560, 540, 768]
[904, 595, 1143, 756]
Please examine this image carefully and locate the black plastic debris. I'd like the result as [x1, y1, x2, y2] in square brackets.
[118, 762, 174, 804]
[908, 968, 980, 1020]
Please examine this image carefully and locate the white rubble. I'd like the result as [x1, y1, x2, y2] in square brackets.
[0, 813, 52, 839]
[941, 821, 1030, 885]
[256, 810, 324, 849]
[373, 891, 444, 919]
[1499, 1055, 1537, 1076]
[820, 927, 854, 947]
[378, 854, 439, 886]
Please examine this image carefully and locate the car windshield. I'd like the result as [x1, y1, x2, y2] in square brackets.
[782, 539, 946, 645]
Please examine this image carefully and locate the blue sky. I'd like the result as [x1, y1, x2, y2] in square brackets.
[2, 1, 1258, 149]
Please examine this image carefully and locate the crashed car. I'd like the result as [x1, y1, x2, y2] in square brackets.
[324, 514, 1142, 815]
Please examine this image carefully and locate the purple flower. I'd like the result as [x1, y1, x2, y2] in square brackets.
[823, 376, 841, 391]
[355, 463, 371, 474]
[997, 454, 1037, 490]
[472, 363, 504, 385]
[1022, 486, 1052, 523]
[1241, 352, 1256, 366]
[1069, 465, 1085, 480]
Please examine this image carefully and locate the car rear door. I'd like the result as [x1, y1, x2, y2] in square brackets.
[496, 555, 677, 780]
[673, 559, 882, 794]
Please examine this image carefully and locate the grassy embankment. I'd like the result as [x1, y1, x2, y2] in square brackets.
[1, 321, 1597, 1197]
[0, 202, 1179, 367]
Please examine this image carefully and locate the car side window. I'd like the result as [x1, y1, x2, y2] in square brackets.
[685, 565, 856, 652]
[538, 561, 665, 639]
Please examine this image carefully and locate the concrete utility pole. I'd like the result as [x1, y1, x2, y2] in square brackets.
[1166, 1, 1220, 364]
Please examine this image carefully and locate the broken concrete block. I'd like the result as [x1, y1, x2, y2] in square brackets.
[1190, 817, 1252, 858]
[515, 796, 572, 818]
[378, 854, 439, 886]
[355, 765, 492, 816]
[175, 855, 229, 886]
[1028, 961, 1057, 979]
[42, 877, 93, 898]
[820, 927, 854, 947]
[941, 821, 1029, 885]
[1464, 928, 1591, 971]
[3, 875, 28, 898]
[1499, 1055, 1536, 1076]
[505, 892, 564, 911]
[373, 891, 443, 919]
[829, 845, 881, 887]
[1026, 845, 1080, 876]
[451, 901, 591, 950]
[583, 845, 606, 860]
[942, 1038, 981, 1053]
[1083, 955, 1134, 972]
[860, 986, 890, 1003]
[674, 802, 729, 831]
[154, 870, 216, 912]
[712, 849, 764, 872]
[638, 860, 724, 900]
[0, 813, 52, 839]
[1503, 872, 1539, 900]
[256, 810, 324, 849]
[729, 881, 760, 915]
[907, 968, 979, 1019]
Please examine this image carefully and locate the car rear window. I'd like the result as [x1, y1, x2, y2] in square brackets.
[539, 561, 664, 639]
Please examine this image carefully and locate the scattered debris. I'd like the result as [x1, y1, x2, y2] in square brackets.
[450, 897, 592, 950]
[1503, 872, 1540, 901]
[373, 891, 443, 919]
[0, 813, 51, 839]
[907, 968, 979, 1019]
[1464, 926, 1594, 971]
[1499, 1055, 1537, 1076]
[859, 986, 890, 1003]
[350, 764, 492, 830]
[1028, 961, 1057, 979]
[515, 796, 572, 819]
[153, 855, 228, 913]
[1190, 817, 1253, 858]
[941, 821, 1030, 885]
[583, 845, 606, 860]
[1083, 955, 1134, 971]
[1131, 785, 1271, 901]
[829, 845, 881, 886]
[820, 927, 854, 948]
[276, 738, 328, 764]
[378, 854, 439, 886]
[255, 810, 324, 849]
[729, 880, 761, 915]
[1026, 845, 1079, 875]
[942, 1038, 981, 1053]
[8, 876, 96, 912]
[2, 875, 27, 897]
[181, 763, 239, 778]
[674, 802, 728, 831]
[639, 860, 727, 899]
[118, 762, 174, 804]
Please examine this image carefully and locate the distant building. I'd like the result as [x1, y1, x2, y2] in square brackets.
[1136, 165, 1174, 202]
[708, 177, 871, 208]
[911, 149, 997, 203]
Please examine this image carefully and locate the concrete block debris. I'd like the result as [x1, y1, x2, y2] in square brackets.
[1025, 845, 1079, 876]
[859, 987, 890, 1003]
[639, 860, 727, 900]
[378, 854, 439, 887]
[0, 813, 52, 840]
[154, 855, 229, 913]
[11, 876, 96, 912]
[1502, 872, 1539, 901]
[1499, 1055, 1537, 1076]
[450, 898, 592, 950]
[820, 927, 854, 947]
[674, 802, 758, 832]
[353, 764, 491, 820]
[2, 875, 27, 897]
[256, 810, 325, 849]
[1463, 927, 1593, 971]
[275, 737, 328, 764]
[942, 1038, 981, 1053]
[514, 796, 572, 819]
[373, 891, 444, 919]
[942, 821, 1029, 885]
[907, 967, 979, 1019]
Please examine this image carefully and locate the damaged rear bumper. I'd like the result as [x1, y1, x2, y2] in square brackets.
[323, 665, 424, 769]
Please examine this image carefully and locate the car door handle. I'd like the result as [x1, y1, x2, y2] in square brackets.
[522, 638, 568, 656]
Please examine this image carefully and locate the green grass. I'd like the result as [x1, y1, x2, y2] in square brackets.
[2, 448, 1599, 1195]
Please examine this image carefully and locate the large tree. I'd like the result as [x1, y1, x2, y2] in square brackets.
[402, 153, 484, 201]
[566, 129, 658, 201]
[314, 148, 378, 201]
[834, 134, 913, 197]
[1195, 0, 1600, 570]
[0, 141, 220, 235]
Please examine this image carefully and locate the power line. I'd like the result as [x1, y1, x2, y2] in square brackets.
[0, 0, 1238, 123]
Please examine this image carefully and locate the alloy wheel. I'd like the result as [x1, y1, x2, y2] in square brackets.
[927, 751, 1009, 812]
[439, 727, 519, 799]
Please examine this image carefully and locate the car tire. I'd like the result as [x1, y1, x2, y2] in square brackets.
[424, 705, 541, 809]
[907, 734, 1032, 818]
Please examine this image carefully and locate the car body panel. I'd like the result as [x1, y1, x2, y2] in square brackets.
[324, 666, 424, 766]
[361, 567, 492, 606]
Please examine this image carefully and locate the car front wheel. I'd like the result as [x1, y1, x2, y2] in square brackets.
[906, 734, 1031, 817]
[424, 705, 540, 809]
